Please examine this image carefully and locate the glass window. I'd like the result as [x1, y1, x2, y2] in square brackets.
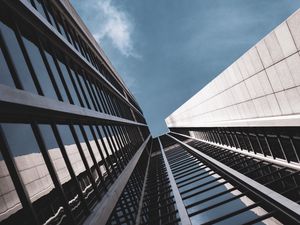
[0, 123, 66, 224]
[0, 43, 15, 87]
[38, 124, 71, 184]
[77, 72, 94, 110]
[69, 68, 86, 107]
[43, 50, 69, 103]
[21, 35, 58, 99]
[57, 59, 81, 106]
[0, 151, 22, 224]
[0, 19, 37, 94]
[56, 125, 86, 178]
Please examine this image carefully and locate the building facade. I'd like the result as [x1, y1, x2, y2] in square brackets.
[1, 0, 300, 225]
[0, 0, 151, 225]
[163, 8, 300, 225]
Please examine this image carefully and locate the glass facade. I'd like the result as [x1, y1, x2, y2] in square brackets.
[1, 1, 299, 225]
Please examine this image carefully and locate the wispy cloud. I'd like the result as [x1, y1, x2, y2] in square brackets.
[89, 0, 136, 57]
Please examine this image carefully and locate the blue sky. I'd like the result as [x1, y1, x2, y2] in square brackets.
[71, 0, 300, 137]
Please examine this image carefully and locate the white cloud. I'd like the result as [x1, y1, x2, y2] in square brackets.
[92, 0, 136, 57]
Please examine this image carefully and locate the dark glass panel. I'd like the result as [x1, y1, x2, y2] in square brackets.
[77, 72, 94, 110]
[21, 35, 57, 99]
[43, 50, 69, 103]
[0, 123, 66, 224]
[57, 59, 81, 106]
[0, 44, 15, 87]
[0, 18, 37, 94]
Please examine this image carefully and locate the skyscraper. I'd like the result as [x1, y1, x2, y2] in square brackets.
[0, 0, 299, 225]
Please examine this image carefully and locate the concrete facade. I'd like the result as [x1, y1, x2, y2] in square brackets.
[166, 9, 300, 128]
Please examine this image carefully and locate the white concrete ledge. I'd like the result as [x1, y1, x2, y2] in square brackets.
[171, 131, 300, 171]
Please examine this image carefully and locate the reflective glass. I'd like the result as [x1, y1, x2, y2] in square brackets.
[0, 151, 22, 224]
[0, 123, 65, 224]
[0, 44, 15, 87]
[44, 50, 69, 103]
[57, 59, 80, 106]
[22, 36, 58, 99]
[0, 20, 37, 94]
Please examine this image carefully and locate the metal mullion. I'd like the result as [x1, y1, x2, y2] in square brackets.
[243, 162, 273, 176]
[180, 176, 223, 195]
[254, 167, 287, 183]
[51, 50, 74, 104]
[89, 125, 113, 182]
[79, 125, 106, 189]
[182, 180, 228, 200]
[277, 136, 289, 162]
[188, 192, 246, 217]
[101, 87, 114, 115]
[0, 126, 40, 225]
[242, 210, 276, 225]
[178, 171, 217, 189]
[171, 162, 205, 174]
[170, 158, 198, 170]
[174, 164, 207, 179]
[89, 78, 103, 112]
[102, 125, 124, 172]
[73, 69, 91, 109]
[118, 126, 134, 159]
[69, 124, 101, 200]
[96, 84, 110, 114]
[176, 169, 212, 186]
[95, 125, 118, 177]
[169, 155, 195, 166]
[235, 159, 263, 174]
[104, 90, 117, 116]
[104, 125, 126, 169]
[0, 32, 23, 89]
[51, 124, 90, 215]
[81, 72, 99, 111]
[31, 122, 75, 224]
[264, 170, 300, 187]
[202, 201, 259, 225]
[290, 137, 300, 163]
[38, 38, 63, 101]
[111, 125, 129, 164]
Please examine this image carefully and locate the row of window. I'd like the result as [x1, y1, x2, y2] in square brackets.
[140, 138, 180, 225]
[0, 122, 145, 225]
[172, 127, 300, 164]
[26, 0, 125, 97]
[0, 6, 142, 123]
[26, 0, 142, 113]
[108, 143, 150, 225]
[160, 136, 283, 225]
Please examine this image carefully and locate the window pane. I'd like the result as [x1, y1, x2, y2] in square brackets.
[0, 123, 66, 224]
[57, 60, 81, 106]
[0, 44, 15, 87]
[44, 50, 69, 103]
[0, 151, 22, 224]
[0, 19, 37, 94]
[22, 35, 58, 99]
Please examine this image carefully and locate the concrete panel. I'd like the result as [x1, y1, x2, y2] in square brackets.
[287, 9, 300, 50]
[275, 22, 297, 57]
[264, 31, 284, 63]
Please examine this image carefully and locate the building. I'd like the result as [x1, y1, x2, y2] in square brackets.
[0, 0, 150, 225]
[163, 7, 300, 225]
[0, 0, 300, 225]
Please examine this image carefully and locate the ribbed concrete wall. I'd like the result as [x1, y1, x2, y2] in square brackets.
[166, 9, 300, 128]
